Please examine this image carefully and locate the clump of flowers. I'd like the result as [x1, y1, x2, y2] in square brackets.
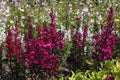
[92, 8, 116, 60]
[67, 25, 88, 70]
[6, 23, 22, 63]
[24, 13, 65, 77]
[71, 25, 88, 48]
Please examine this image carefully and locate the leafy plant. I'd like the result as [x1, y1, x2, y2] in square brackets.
[60, 58, 120, 80]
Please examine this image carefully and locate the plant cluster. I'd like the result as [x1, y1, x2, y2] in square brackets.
[92, 8, 116, 60]
[60, 58, 120, 80]
[0, 0, 120, 80]
[24, 13, 65, 77]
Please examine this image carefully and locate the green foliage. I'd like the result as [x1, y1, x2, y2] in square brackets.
[60, 40, 72, 64]
[5, 0, 120, 30]
[113, 38, 120, 58]
[60, 58, 120, 80]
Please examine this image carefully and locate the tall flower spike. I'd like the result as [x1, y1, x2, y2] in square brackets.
[49, 12, 56, 28]
[6, 28, 15, 59]
[24, 12, 65, 77]
[107, 7, 114, 23]
[14, 24, 22, 63]
[6, 24, 22, 63]
[83, 25, 88, 48]
[92, 8, 116, 60]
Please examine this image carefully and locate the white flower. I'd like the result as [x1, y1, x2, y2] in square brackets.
[15, 1, 19, 7]
[25, 4, 30, 9]
[96, 12, 99, 15]
[96, 20, 101, 24]
[0, 23, 6, 44]
[60, 24, 65, 31]
[65, 29, 71, 41]
[34, 19, 38, 22]
[21, 22, 24, 27]
[81, 12, 84, 14]
[76, 10, 79, 14]
[91, 19, 94, 23]
[98, 15, 102, 20]
[90, 4, 92, 7]
[6, 14, 10, 17]
[56, 29, 60, 32]
[1, 18, 7, 22]
[33, 25, 36, 28]
[1, 1, 6, 5]
[98, 0, 102, 3]
[82, 7, 88, 12]
[21, 16, 25, 19]
[69, 4, 72, 7]
[12, 0, 17, 1]
[78, 27, 82, 33]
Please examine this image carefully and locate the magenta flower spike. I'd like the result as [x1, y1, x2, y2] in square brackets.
[92, 8, 116, 60]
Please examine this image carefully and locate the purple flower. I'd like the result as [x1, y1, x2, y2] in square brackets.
[71, 25, 88, 48]
[24, 13, 65, 77]
[83, 25, 88, 47]
[6, 24, 22, 63]
[92, 8, 116, 60]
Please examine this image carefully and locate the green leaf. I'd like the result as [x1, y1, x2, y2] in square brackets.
[68, 71, 76, 80]
[59, 77, 64, 80]
[85, 60, 94, 65]
[105, 60, 115, 69]
[116, 61, 120, 68]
